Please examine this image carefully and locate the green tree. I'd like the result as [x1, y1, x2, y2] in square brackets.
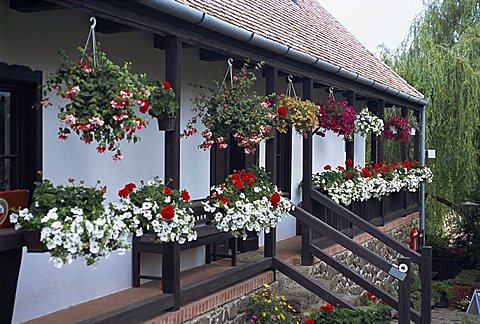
[381, 0, 480, 234]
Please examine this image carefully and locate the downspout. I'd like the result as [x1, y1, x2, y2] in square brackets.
[139, 0, 427, 107]
[419, 99, 429, 246]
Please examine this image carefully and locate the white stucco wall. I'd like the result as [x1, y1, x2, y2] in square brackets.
[1, 2, 365, 322]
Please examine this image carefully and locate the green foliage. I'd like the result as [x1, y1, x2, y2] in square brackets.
[246, 284, 300, 323]
[381, 0, 480, 234]
[306, 302, 391, 324]
[432, 280, 453, 300]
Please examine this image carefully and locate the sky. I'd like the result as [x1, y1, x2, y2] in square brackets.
[318, 0, 425, 55]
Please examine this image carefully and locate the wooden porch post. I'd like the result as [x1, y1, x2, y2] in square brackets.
[413, 110, 421, 161]
[377, 99, 385, 162]
[301, 78, 313, 266]
[345, 91, 355, 163]
[162, 35, 181, 310]
[0, 235, 23, 324]
[368, 100, 378, 164]
[401, 107, 408, 161]
[420, 246, 432, 324]
[265, 66, 278, 258]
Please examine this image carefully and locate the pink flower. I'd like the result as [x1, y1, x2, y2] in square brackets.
[113, 153, 123, 161]
[58, 134, 68, 140]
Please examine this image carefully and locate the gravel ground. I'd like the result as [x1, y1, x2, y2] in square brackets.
[430, 308, 479, 323]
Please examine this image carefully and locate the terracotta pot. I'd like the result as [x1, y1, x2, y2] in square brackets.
[157, 116, 176, 131]
[23, 229, 48, 253]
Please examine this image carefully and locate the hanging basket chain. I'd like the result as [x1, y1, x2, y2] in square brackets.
[81, 16, 98, 67]
[329, 87, 336, 101]
[219, 58, 234, 94]
[286, 75, 297, 97]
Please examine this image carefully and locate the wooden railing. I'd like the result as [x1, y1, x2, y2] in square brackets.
[298, 189, 432, 324]
[311, 189, 419, 247]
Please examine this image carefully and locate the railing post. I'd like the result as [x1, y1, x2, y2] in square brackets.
[398, 257, 411, 324]
[420, 246, 432, 324]
[162, 241, 181, 310]
[264, 228, 276, 258]
[301, 77, 313, 266]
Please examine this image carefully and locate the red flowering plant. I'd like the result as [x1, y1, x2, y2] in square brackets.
[184, 62, 276, 155]
[203, 166, 294, 239]
[275, 94, 320, 137]
[43, 48, 176, 160]
[316, 96, 355, 140]
[306, 301, 390, 323]
[109, 177, 197, 244]
[384, 115, 419, 142]
[312, 159, 433, 205]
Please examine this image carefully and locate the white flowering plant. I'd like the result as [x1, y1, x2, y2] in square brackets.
[110, 178, 197, 244]
[9, 179, 131, 268]
[354, 108, 384, 137]
[312, 160, 433, 206]
[203, 167, 294, 239]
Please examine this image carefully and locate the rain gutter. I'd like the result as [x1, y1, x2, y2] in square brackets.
[139, 0, 427, 106]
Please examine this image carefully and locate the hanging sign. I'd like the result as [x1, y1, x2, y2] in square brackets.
[466, 289, 480, 315]
[0, 198, 8, 227]
[0, 190, 29, 229]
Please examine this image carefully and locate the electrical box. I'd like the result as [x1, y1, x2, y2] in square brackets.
[426, 150, 436, 159]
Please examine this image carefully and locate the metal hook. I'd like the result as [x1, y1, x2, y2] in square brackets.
[227, 58, 233, 66]
[90, 16, 97, 29]
[288, 75, 294, 82]
[329, 87, 334, 94]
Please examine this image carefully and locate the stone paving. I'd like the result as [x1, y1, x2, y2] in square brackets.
[430, 308, 479, 323]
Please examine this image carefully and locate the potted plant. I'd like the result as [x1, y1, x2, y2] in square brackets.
[384, 115, 419, 142]
[354, 108, 384, 138]
[9, 179, 131, 268]
[203, 167, 294, 239]
[432, 280, 453, 308]
[316, 96, 355, 140]
[275, 94, 320, 137]
[147, 80, 178, 131]
[184, 62, 276, 155]
[312, 160, 433, 206]
[110, 178, 197, 244]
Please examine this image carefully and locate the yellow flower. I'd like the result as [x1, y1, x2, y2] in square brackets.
[274, 306, 278, 311]
[262, 312, 266, 317]
[263, 283, 269, 288]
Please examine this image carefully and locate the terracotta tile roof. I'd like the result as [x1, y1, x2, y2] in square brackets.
[176, 0, 423, 99]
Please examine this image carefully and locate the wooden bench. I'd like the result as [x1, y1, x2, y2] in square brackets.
[132, 200, 237, 287]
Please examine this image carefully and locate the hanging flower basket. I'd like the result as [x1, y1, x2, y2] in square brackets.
[110, 178, 197, 244]
[384, 115, 419, 142]
[354, 108, 384, 137]
[23, 229, 48, 253]
[184, 61, 275, 155]
[10, 179, 132, 268]
[157, 115, 177, 131]
[276, 94, 320, 138]
[203, 167, 294, 239]
[317, 95, 355, 140]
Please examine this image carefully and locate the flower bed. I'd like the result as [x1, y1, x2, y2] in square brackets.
[312, 160, 433, 206]
[109, 178, 197, 244]
[184, 63, 275, 155]
[43, 48, 177, 160]
[203, 167, 294, 239]
[9, 179, 131, 268]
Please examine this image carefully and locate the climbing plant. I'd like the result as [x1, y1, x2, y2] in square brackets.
[381, 0, 480, 234]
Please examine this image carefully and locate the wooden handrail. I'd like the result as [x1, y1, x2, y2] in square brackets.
[311, 189, 422, 264]
[273, 258, 354, 309]
[291, 207, 395, 274]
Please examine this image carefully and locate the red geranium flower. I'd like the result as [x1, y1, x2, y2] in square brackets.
[346, 159, 353, 167]
[96, 145, 106, 153]
[362, 168, 371, 178]
[181, 190, 190, 201]
[125, 183, 136, 191]
[324, 164, 331, 170]
[220, 196, 230, 206]
[305, 319, 315, 324]
[345, 173, 352, 179]
[118, 188, 130, 198]
[234, 180, 244, 190]
[164, 187, 172, 195]
[278, 106, 288, 116]
[161, 204, 175, 219]
[337, 166, 345, 171]
[162, 81, 172, 89]
[320, 303, 335, 311]
[270, 192, 281, 208]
